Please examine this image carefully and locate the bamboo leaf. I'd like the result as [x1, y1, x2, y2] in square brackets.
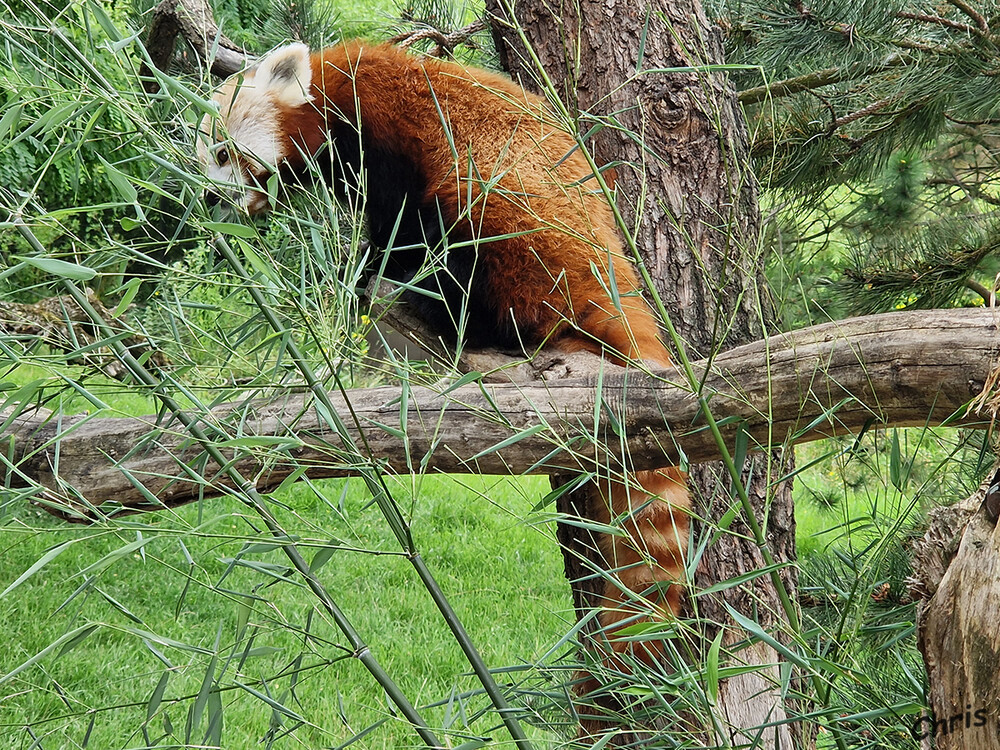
[189, 628, 220, 738]
[204, 221, 258, 238]
[78, 537, 152, 579]
[724, 604, 810, 670]
[111, 278, 143, 318]
[219, 436, 303, 449]
[17, 255, 97, 281]
[442, 370, 483, 393]
[706, 630, 723, 706]
[235, 681, 308, 723]
[310, 540, 342, 573]
[146, 671, 170, 724]
[695, 562, 790, 597]
[790, 396, 854, 441]
[0, 624, 100, 684]
[123, 627, 213, 655]
[470, 424, 546, 460]
[204, 688, 224, 746]
[97, 155, 140, 206]
[96, 587, 145, 625]
[2, 540, 75, 598]
[890, 429, 904, 491]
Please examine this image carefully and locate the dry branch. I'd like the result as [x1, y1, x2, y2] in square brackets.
[388, 19, 487, 58]
[0, 290, 169, 380]
[140, 0, 246, 91]
[3, 308, 997, 521]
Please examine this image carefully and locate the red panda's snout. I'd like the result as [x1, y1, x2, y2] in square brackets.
[197, 138, 272, 214]
[197, 43, 316, 214]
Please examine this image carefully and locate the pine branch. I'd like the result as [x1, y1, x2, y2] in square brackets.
[894, 37, 955, 53]
[831, 96, 898, 130]
[963, 277, 994, 304]
[740, 67, 845, 105]
[945, 114, 1000, 126]
[895, 10, 981, 37]
[843, 218, 1000, 313]
[945, 0, 991, 34]
[924, 175, 1000, 208]
[739, 57, 906, 105]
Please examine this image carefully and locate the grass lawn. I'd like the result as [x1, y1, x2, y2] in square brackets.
[1, 372, 578, 749]
[0, 466, 575, 748]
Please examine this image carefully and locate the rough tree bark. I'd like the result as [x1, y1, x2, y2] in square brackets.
[912, 464, 1000, 749]
[486, 0, 800, 744]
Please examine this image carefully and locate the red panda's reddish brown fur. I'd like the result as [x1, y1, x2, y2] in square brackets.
[200, 40, 690, 717]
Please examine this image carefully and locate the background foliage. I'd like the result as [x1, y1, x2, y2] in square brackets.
[709, 0, 1000, 326]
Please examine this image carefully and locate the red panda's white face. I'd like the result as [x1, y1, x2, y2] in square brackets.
[197, 44, 314, 214]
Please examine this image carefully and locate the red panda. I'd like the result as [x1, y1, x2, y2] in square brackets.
[198, 39, 690, 715]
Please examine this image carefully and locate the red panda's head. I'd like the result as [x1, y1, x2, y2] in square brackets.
[197, 44, 315, 213]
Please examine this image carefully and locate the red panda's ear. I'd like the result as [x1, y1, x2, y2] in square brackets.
[255, 43, 313, 107]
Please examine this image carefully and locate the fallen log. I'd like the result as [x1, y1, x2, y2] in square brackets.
[2, 308, 996, 520]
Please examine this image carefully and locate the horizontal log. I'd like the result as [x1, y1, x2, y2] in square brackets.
[3, 308, 997, 520]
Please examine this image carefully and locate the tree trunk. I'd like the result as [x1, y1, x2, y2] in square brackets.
[913, 466, 1000, 749]
[487, 0, 801, 744]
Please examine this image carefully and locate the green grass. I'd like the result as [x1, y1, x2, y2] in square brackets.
[0, 473, 573, 749]
[0, 371, 572, 747]
[0, 362, 166, 418]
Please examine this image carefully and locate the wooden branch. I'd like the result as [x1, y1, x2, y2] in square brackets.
[140, 0, 246, 92]
[944, 0, 990, 34]
[895, 10, 979, 36]
[139, 0, 485, 91]
[388, 19, 487, 58]
[737, 56, 907, 106]
[364, 278, 603, 379]
[739, 66, 848, 105]
[0, 290, 169, 380]
[4, 308, 997, 521]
